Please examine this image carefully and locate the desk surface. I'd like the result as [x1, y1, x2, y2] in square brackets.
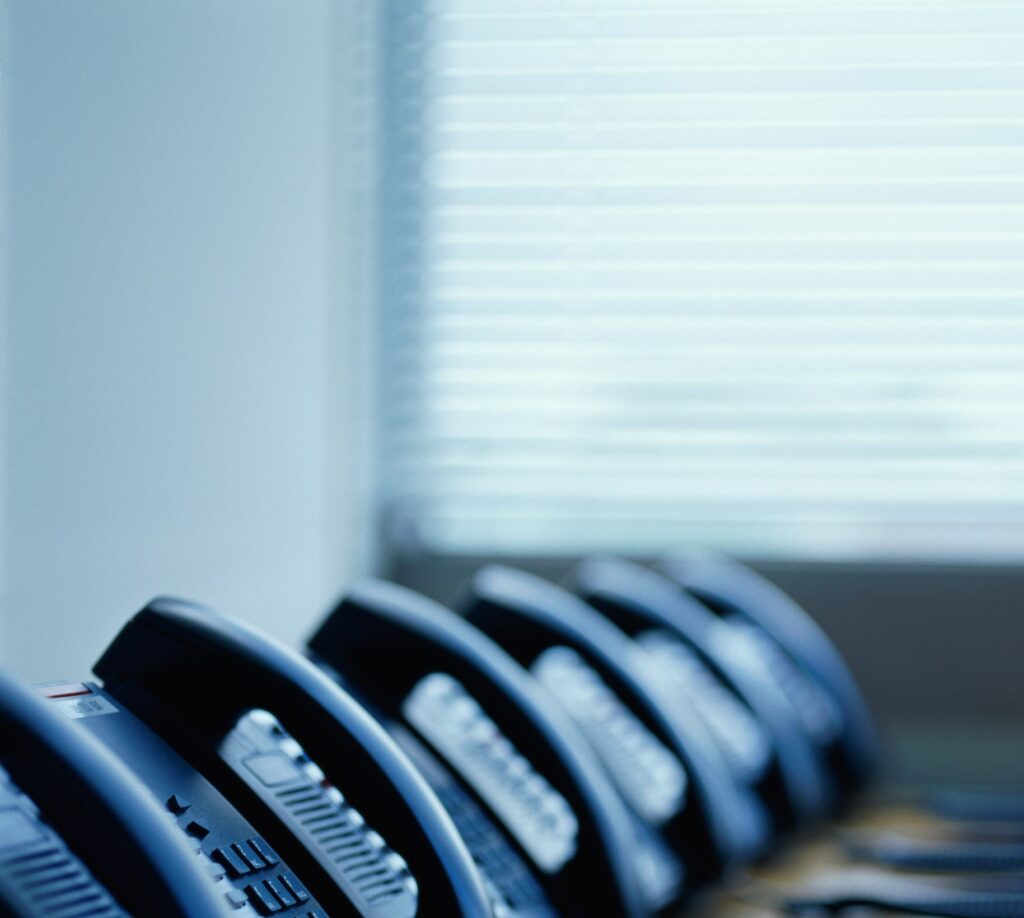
[687, 801, 969, 917]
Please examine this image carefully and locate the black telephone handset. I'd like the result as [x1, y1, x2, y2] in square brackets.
[571, 555, 834, 832]
[658, 550, 878, 796]
[306, 579, 648, 918]
[0, 669, 227, 917]
[93, 597, 492, 918]
[458, 565, 770, 890]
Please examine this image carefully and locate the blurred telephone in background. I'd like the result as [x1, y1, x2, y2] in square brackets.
[307, 579, 650, 918]
[570, 556, 836, 827]
[456, 565, 772, 882]
[658, 549, 878, 797]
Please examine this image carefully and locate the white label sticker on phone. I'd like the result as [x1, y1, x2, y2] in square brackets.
[54, 695, 118, 719]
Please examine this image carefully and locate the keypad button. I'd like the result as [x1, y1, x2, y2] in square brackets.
[278, 874, 310, 905]
[213, 845, 252, 877]
[248, 837, 280, 868]
[245, 881, 283, 914]
[225, 888, 249, 910]
[264, 877, 296, 909]
[233, 841, 266, 871]
[166, 793, 191, 815]
[185, 818, 211, 839]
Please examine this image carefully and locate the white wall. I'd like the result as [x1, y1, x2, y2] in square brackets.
[0, 0, 376, 680]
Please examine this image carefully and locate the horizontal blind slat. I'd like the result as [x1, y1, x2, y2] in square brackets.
[382, 0, 1024, 558]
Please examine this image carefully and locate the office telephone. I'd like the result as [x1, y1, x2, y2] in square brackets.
[456, 564, 772, 889]
[570, 555, 834, 831]
[0, 668, 227, 917]
[306, 579, 649, 918]
[7, 574, 1023, 918]
[88, 597, 493, 918]
[658, 550, 878, 798]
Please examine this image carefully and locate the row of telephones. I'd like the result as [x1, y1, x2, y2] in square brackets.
[0, 551, 1010, 917]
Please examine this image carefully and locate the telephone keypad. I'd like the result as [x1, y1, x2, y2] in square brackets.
[165, 800, 310, 917]
[637, 629, 773, 782]
[0, 766, 128, 917]
[222, 709, 418, 918]
[726, 622, 843, 744]
[400, 733, 557, 917]
[404, 672, 579, 874]
[531, 644, 688, 825]
[59, 687, 325, 918]
[626, 812, 687, 911]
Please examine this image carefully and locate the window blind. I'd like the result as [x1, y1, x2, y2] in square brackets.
[379, 0, 1024, 560]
